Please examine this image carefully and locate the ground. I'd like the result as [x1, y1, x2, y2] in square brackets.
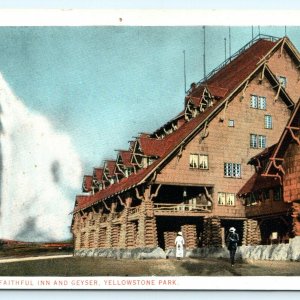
[0, 255, 299, 276]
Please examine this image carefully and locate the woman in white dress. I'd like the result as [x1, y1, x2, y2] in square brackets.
[175, 232, 185, 259]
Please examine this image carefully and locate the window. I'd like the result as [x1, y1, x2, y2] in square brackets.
[226, 193, 235, 206]
[265, 115, 272, 129]
[218, 192, 235, 206]
[250, 134, 258, 148]
[199, 154, 208, 169]
[190, 154, 208, 169]
[224, 163, 241, 178]
[250, 134, 266, 148]
[218, 192, 226, 205]
[228, 119, 235, 127]
[189, 154, 199, 168]
[278, 76, 287, 88]
[250, 95, 258, 108]
[258, 96, 266, 110]
[274, 187, 282, 201]
[250, 95, 266, 110]
[258, 135, 266, 148]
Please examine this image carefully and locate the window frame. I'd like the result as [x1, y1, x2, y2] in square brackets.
[250, 94, 266, 110]
[218, 192, 236, 206]
[278, 76, 287, 88]
[264, 115, 272, 129]
[250, 134, 267, 149]
[189, 153, 209, 170]
[228, 119, 235, 127]
[250, 94, 258, 108]
[258, 96, 266, 110]
[189, 153, 199, 169]
[224, 162, 241, 178]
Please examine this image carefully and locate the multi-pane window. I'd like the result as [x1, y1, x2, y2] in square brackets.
[190, 154, 208, 169]
[258, 135, 266, 148]
[228, 119, 235, 127]
[218, 192, 235, 206]
[224, 163, 241, 178]
[278, 76, 287, 88]
[250, 134, 258, 148]
[258, 96, 266, 110]
[250, 95, 258, 108]
[250, 95, 266, 110]
[250, 134, 266, 148]
[265, 115, 272, 129]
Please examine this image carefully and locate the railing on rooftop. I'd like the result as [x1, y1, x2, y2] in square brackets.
[186, 34, 281, 95]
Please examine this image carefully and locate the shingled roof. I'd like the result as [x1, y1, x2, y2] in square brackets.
[73, 36, 297, 213]
[238, 173, 280, 196]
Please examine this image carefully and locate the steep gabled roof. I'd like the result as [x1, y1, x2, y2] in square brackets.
[93, 168, 104, 181]
[82, 175, 93, 192]
[73, 36, 297, 213]
[139, 134, 168, 157]
[104, 160, 117, 177]
[263, 98, 300, 176]
[248, 144, 278, 166]
[238, 172, 280, 196]
[118, 150, 133, 167]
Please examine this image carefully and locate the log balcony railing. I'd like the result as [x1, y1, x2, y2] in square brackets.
[153, 203, 212, 215]
[128, 206, 141, 217]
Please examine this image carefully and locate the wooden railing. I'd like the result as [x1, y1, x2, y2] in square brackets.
[153, 203, 212, 213]
[128, 206, 141, 215]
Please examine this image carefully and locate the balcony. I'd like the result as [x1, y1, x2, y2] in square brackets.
[153, 202, 212, 216]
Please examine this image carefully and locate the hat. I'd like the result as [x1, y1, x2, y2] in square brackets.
[229, 227, 236, 232]
[178, 232, 182, 236]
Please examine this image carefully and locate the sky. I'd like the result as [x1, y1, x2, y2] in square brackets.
[1, 25, 299, 177]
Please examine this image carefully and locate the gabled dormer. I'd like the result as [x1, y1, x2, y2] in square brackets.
[92, 167, 104, 192]
[82, 175, 93, 193]
[116, 150, 134, 178]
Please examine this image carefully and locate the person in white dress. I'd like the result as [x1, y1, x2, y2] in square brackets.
[175, 231, 185, 259]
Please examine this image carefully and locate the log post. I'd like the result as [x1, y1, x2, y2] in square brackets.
[135, 186, 158, 248]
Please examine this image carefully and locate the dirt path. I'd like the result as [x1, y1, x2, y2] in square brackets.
[0, 254, 72, 264]
[0, 256, 298, 276]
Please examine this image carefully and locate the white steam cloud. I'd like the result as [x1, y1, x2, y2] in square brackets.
[0, 73, 82, 242]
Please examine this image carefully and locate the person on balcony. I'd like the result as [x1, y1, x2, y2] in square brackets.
[226, 227, 239, 267]
[175, 232, 185, 260]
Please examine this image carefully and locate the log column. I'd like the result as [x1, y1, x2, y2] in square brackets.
[136, 187, 158, 248]
[202, 216, 222, 247]
[94, 208, 103, 248]
[242, 219, 261, 245]
[72, 213, 81, 250]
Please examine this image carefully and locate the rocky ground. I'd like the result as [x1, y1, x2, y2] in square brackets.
[0, 256, 299, 276]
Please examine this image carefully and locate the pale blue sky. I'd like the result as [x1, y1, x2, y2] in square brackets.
[2, 26, 300, 174]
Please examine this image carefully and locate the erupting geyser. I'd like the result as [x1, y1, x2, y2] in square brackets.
[0, 73, 82, 242]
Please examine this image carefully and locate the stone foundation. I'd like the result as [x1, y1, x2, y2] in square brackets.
[74, 247, 166, 259]
[166, 236, 300, 261]
[74, 237, 300, 261]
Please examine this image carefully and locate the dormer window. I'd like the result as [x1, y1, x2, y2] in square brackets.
[278, 76, 287, 88]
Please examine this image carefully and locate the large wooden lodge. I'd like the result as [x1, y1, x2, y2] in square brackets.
[71, 35, 300, 253]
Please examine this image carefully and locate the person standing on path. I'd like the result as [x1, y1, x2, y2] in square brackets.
[175, 231, 185, 260]
[226, 227, 239, 266]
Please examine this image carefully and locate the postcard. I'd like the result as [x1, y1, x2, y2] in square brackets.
[0, 9, 299, 291]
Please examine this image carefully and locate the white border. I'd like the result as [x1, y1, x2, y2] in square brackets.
[0, 276, 299, 290]
[0, 9, 298, 26]
[0, 8, 299, 291]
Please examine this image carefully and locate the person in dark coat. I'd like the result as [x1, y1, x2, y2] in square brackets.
[226, 227, 239, 266]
